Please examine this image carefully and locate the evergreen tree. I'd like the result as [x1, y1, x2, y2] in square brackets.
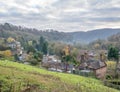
[38, 36, 48, 55]
[108, 46, 119, 78]
[42, 41, 48, 55]
[108, 46, 119, 61]
[39, 36, 45, 51]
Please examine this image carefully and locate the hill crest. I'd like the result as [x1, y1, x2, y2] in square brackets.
[0, 23, 120, 43]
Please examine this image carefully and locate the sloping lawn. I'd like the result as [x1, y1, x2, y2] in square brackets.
[0, 60, 119, 92]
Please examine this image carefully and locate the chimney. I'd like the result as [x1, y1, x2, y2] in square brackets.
[84, 52, 89, 61]
[81, 55, 85, 63]
[100, 53, 104, 62]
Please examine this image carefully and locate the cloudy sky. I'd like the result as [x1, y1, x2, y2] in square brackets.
[0, 0, 120, 32]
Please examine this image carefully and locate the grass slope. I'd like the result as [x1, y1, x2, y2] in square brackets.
[0, 60, 119, 92]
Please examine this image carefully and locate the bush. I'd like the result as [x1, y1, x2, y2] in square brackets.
[0, 50, 12, 59]
[29, 58, 39, 66]
[0, 54, 4, 58]
[106, 75, 113, 80]
[106, 61, 116, 77]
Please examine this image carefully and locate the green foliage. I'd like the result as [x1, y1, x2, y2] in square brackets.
[27, 45, 36, 53]
[108, 46, 119, 79]
[38, 36, 44, 51]
[108, 46, 119, 61]
[62, 55, 76, 64]
[25, 51, 43, 66]
[33, 51, 43, 62]
[0, 45, 10, 51]
[108, 33, 120, 49]
[48, 42, 66, 56]
[29, 58, 39, 65]
[38, 36, 48, 55]
[42, 41, 48, 55]
[14, 54, 19, 61]
[32, 40, 37, 48]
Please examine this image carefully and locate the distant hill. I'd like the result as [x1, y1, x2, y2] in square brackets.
[108, 32, 120, 42]
[70, 28, 120, 43]
[0, 23, 72, 42]
[107, 33, 120, 48]
[0, 23, 120, 43]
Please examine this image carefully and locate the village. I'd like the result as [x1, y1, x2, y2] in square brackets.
[2, 32, 120, 92]
[0, 37, 120, 80]
[0, 0, 120, 91]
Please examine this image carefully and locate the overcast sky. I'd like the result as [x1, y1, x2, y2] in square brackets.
[0, 0, 120, 32]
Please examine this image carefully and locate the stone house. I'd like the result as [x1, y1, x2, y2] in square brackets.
[78, 60, 107, 79]
[77, 50, 97, 62]
[7, 40, 23, 55]
[78, 53, 107, 79]
[87, 60, 107, 79]
[42, 55, 74, 72]
[42, 55, 61, 69]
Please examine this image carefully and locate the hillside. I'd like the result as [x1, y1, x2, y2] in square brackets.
[89, 32, 120, 50]
[0, 23, 120, 43]
[0, 23, 72, 42]
[0, 60, 119, 92]
[108, 33, 120, 42]
[70, 28, 120, 43]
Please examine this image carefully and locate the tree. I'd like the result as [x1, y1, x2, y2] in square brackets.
[94, 43, 100, 49]
[26, 52, 39, 65]
[32, 40, 37, 48]
[48, 42, 66, 56]
[63, 45, 70, 56]
[42, 42, 48, 55]
[39, 36, 45, 51]
[7, 37, 15, 43]
[27, 45, 36, 53]
[108, 46, 119, 78]
[61, 46, 77, 72]
[17, 36, 29, 51]
[71, 48, 79, 60]
[62, 54, 76, 72]
[0, 50, 12, 57]
[108, 46, 119, 61]
[28, 41, 33, 46]
[38, 36, 48, 55]
[34, 51, 43, 62]
[0, 45, 10, 51]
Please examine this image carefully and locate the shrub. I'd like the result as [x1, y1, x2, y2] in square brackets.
[0, 50, 12, 58]
[29, 58, 39, 66]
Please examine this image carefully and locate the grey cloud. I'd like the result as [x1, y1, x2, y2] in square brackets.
[93, 7, 120, 14]
[0, 0, 120, 32]
[88, 17, 120, 22]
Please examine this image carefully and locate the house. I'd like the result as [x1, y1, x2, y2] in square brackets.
[42, 55, 62, 70]
[88, 60, 107, 79]
[18, 52, 28, 62]
[78, 53, 107, 79]
[77, 50, 97, 62]
[7, 38, 23, 56]
[42, 55, 75, 73]
[79, 59, 107, 79]
[42, 55, 61, 63]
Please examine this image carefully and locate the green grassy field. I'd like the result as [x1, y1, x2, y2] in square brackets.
[0, 60, 119, 92]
